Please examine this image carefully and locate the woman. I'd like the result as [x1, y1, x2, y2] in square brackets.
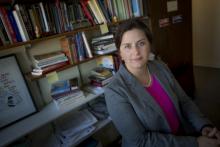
[104, 19, 220, 147]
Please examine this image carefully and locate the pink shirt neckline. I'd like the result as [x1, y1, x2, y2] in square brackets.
[145, 75, 180, 134]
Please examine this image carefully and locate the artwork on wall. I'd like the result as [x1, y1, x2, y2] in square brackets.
[0, 55, 36, 129]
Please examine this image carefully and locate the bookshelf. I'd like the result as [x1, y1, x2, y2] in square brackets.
[0, 0, 194, 146]
[0, 0, 147, 146]
[0, 92, 105, 146]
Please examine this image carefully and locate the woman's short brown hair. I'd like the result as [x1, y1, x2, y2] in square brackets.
[115, 19, 153, 50]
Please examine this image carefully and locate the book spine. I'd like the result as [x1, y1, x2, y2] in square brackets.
[60, 37, 74, 64]
[80, 0, 95, 25]
[92, 0, 107, 23]
[12, 10, 30, 41]
[39, 2, 49, 32]
[0, 7, 17, 43]
[131, 0, 141, 17]
[97, 0, 111, 22]
[0, 18, 10, 45]
[42, 61, 69, 74]
[7, 10, 22, 42]
[81, 31, 93, 58]
[16, 4, 35, 40]
[87, 0, 103, 24]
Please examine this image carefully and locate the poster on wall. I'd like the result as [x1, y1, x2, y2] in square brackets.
[0, 55, 36, 129]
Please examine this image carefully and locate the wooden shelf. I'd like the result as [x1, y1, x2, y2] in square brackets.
[0, 92, 104, 147]
[0, 16, 148, 51]
[25, 52, 118, 81]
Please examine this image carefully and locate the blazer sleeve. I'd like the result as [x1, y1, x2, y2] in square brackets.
[156, 61, 213, 132]
[105, 86, 198, 147]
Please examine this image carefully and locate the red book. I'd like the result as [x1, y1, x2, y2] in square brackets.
[0, 6, 17, 43]
[80, 0, 95, 25]
[42, 61, 69, 74]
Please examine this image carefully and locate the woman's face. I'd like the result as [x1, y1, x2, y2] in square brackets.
[119, 28, 151, 72]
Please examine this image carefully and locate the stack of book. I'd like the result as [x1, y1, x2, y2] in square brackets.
[50, 109, 98, 146]
[31, 51, 69, 76]
[89, 67, 113, 87]
[91, 34, 117, 55]
[50, 78, 85, 107]
[60, 31, 93, 64]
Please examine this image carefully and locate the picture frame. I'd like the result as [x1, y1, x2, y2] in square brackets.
[0, 54, 37, 129]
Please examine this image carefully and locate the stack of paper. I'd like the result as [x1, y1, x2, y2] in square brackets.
[55, 109, 98, 146]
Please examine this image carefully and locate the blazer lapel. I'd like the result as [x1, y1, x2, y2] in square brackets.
[148, 62, 182, 121]
[119, 64, 168, 122]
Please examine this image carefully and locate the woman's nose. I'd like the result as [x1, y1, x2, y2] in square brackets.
[132, 46, 140, 55]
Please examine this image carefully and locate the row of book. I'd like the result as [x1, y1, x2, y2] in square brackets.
[60, 31, 93, 64]
[91, 33, 117, 55]
[0, 0, 145, 46]
[50, 78, 86, 107]
[31, 51, 70, 76]
[60, 33, 117, 65]
[85, 55, 121, 93]
[31, 32, 118, 76]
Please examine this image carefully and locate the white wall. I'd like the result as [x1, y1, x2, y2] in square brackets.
[192, 0, 220, 68]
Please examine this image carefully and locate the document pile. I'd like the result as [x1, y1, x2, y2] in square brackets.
[55, 109, 98, 146]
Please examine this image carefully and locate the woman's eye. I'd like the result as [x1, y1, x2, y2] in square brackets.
[124, 45, 131, 49]
[138, 41, 145, 47]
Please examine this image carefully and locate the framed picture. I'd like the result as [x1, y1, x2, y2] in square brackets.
[0, 54, 37, 129]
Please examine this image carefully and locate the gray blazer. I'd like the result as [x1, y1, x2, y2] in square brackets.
[104, 60, 212, 147]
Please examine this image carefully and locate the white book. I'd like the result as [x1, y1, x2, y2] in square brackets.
[81, 32, 93, 58]
[39, 2, 49, 32]
[12, 10, 29, 41]
[93, 47, 117, 55]
[91, 0, 107, 23]
[34, 52, 66, 64]
[92, 34, 114, 43]
[88, 0, 103, 24]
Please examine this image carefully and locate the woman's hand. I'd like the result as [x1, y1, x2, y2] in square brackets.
[197, 136, 220, 147]
[202, 127, 220, 140]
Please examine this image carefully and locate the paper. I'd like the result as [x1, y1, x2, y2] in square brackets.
[172, 15, 183, 24]
[46, 71, 59, 84]
[100, 23, 109, 34]
[167, 1, 178, 12]
[159, 18, 170, 28]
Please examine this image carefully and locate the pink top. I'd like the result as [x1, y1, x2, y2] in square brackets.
[145, 75, 179, 134]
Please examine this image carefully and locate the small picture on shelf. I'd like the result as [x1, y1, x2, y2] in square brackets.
[0, 55, 37, 129]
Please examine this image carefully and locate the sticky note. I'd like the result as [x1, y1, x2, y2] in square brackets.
[100, 23, 109, 34]
[46, 71, 59, 84]
[167, 1, 178, 12]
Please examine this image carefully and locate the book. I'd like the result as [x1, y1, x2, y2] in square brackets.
[60, 37, 74, 64]
[92, 43, 117, 55]
[12, 10, 30, 41]
[0, 6, 17, 43]
[51, 80, 71, 96]
[90, 75, 113, 86]
[91, 34, 114, 43]
[34, 51, 65, 63]
[39, 2, 50, 32]
[80, 0, 95, 25]
[131, 0, 141, 17]
[83, 85, 104, 95]
[87, 0, 103, 24]
[90, 67, 112, 77]
[81, 31, 93, 58]
[15, 4, 35, 40]
[96, 55, 115, 69]
[0, 18, 10, 45]
[51, 78, 79, 96]
[53, 90, 85, 107]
